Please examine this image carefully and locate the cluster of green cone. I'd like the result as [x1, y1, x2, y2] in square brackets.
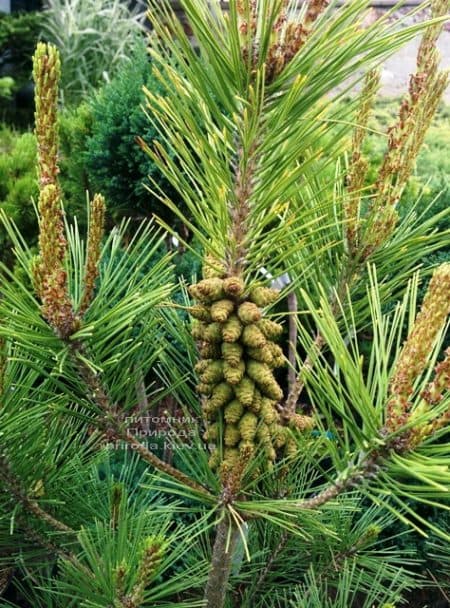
[190, 261, 310, 475]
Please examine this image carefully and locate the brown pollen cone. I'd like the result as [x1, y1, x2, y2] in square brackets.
[386, 263, 450, 435]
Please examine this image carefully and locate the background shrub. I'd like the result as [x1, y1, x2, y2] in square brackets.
[0, 11, 42, 126]
[0, 75, 14, 99]
[0, 125, 38, 265]
[58, 101, 93, 229]
[41, 0, 145, 105]
[58, 42, 183, 230]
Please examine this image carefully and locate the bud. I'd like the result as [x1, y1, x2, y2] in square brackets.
[272, 423, 288, 448]
[345, 70, 380, 255]
[33, 42, 61, 190]
[190, 304, 212, 322]
[267, 342, 286, 367]
[248, 388, 262, 413]
[260, 398, 279, 425]
[223, 276, 245, 297]
[202, 254, 227, 279]
[222, 315, 243, 342]
[191, 321, 206, 340]
[205, 422, 219, 441]
[223, 360, 246, 385]
[248, 286, 279, 307]
[234, 376, 255, 406]
[199, 342, 221, 359]
[189, 278, 225, 302]
[203, 322, 223, 343]
[237, 302, 261, 324]
[246, 344, 273, 364]
[387, 264, 450, 432]
[200, 360, 224, 384]
[79, 194, 105, 316]
[130, 536, 164, 605]
[241, 324, 266, 348]
[222, 342, 244, 367]
[224, 424, 241, 447]
[238, 412, 258, 441]
[257, 318, 283, 339]
[205, 382, 234, 414]
[288, 414, 315, 431]
[224, 400, 244, 423]
[210, 299, 235, 323]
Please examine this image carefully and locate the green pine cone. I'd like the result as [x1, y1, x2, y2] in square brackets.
[222, 342, 244, 366]
[210, 298, 235, 323]
[234, 376, 255, 406]
[223, 360, 246, 385]
[222, 314, 243, 342]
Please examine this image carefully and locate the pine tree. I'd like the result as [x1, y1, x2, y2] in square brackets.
[0, 1, 449, 607]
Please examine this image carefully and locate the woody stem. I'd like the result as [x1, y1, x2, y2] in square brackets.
[204, 512, 239, 608]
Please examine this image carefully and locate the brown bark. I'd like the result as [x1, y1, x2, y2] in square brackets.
[204, 514, 239, 608]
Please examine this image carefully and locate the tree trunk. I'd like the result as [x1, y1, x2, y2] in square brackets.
[204, 514, 239, 608]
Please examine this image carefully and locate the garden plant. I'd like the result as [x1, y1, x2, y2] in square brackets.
[0, 10, 43, 126]
[0, 1, 449, 607]
[41, 0, 146, 105]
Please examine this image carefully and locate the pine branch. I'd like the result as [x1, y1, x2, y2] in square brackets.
[255, 529, 289, 590]
[22, 522, 80, 567]
[252, 451, 385, 591]
[256, 454, 383, 591]
[282, 2, 448, 417]
[0, 453, 74, 534]
[227, 139, 259, 275]
[119, 428, 211, 497]
[283, 331, 325, 417]
[32, 43, 78, 340]
[297, 454, 382, 510]
[30, 42, 213, 504]
[70, 342, 214, 499]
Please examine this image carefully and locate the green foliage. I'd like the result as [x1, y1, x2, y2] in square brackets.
[380, 507, 450, 596]
[0, 76, 14, 99]
[0, 11, 42, 81]
[294, 269, 450, 526]
[57, 42, 185, 230]
[0, 213, 210, 606]
[84, 42, 182, 226]
[286, 562, 408, 608]
[58, 101, 94, 228]
[0, 126, 38, 265]
[1, 2, 450, 607]
[41, 0, 145, 105]
[228, 488, 422, 607]
[425, 514, 450, 594]
[0, 11, 43, 125]
[0, 123, 94, 267]
[47, 458, 208, 608]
